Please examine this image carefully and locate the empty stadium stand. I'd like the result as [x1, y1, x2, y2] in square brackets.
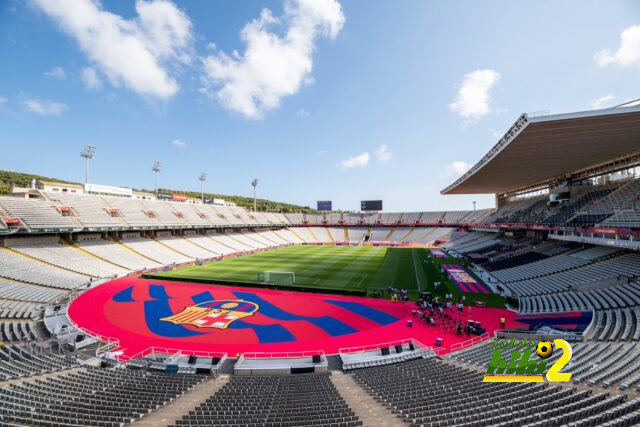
[172, 373, 361, 427]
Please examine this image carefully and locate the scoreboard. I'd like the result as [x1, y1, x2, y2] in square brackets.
[361, 200, 382, 211]
[317, 201, 332, 211]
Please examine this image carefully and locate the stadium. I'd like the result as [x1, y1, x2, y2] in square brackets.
[1, 103, 640, 425]
[3, 1, 640, 426]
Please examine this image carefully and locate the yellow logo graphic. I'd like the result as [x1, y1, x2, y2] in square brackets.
[482, 338, 572, 383]
[536, 341, 553, 359]
[161, 300, 259, 329]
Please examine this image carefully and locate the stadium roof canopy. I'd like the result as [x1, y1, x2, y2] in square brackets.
[441, 105, 640, 195]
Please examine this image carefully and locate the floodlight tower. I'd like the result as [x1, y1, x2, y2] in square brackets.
[152, 161, 161, 198]
[199, 172, 207, 203]
[80, 145, 96, 185]
[473, 201, 476, 211]
[251, 178, 258, 212]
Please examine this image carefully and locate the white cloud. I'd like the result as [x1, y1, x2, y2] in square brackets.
[33, 0, 193, 99]
[202, 0, 345, 119]
[0, 97, 7, 105]
[587, 94, 616, 110]
[338, 152, 369, 169]
[22, 99, 68, 115]
[171, 138, 186, 149]
[449, 69, 500, 119]
[44, 66, 66, 79]
[595, 25, 640, 67]
[296, 108, 310, 118]
[443, 160, 472, 177]
[375, 145, 391, 162]
[81, 67, 103, 90]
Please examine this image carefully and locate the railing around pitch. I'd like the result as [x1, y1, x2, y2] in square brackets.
[339, 338, 444, 356]
[241, 350, 324, 359]
[449, 332, 490, 353]
[236, 350, 327, 371]
[119, 346, 227, 362]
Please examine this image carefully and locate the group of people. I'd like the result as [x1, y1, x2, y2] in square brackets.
[412, 292, 482, 336]
[386, 287, 409, 303]
[368, 287, 409, 303]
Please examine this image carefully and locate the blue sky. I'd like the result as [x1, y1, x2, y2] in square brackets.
[2, 0, 640, 211]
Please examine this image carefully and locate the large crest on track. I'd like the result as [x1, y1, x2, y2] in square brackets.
[160, 300, 258, 329]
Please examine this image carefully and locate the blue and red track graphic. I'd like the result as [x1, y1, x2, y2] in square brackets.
[68, 277, 521, 358]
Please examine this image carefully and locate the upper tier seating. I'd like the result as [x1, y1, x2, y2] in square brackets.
[542, 184, 620, 225]
[576, 178, 640, 216]
[45, 192, 124, 228]
[0, 196, 78, 229]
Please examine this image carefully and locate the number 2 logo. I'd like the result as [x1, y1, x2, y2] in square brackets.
[546, 339, 572, 382]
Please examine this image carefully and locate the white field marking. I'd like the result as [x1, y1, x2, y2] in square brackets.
[412, 248, 422, 292]
[313, 278, 321, 285]
[356, 274, 368, 288]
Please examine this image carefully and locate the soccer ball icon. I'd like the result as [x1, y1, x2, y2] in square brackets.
[536, 341, 553, 359]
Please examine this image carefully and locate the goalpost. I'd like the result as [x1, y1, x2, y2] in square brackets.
[264, 271, 296, 285]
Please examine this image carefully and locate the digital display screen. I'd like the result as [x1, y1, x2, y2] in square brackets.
[317, 201, 332, 211]
[361, 200, 382, 211]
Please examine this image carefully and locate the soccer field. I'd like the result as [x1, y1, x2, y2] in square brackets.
[153, 244, 506, 307]
[156, 244, 432, 294]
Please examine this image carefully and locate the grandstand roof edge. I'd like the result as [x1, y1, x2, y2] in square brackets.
[441, 105, 640, 196]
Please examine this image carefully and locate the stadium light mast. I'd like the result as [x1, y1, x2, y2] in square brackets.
[473, 201, 476, 211]
[251, 178, 258, 212]
[199, 172, 207, 203]
[152, 161, 161, 198]
[80, 145, 96, 185]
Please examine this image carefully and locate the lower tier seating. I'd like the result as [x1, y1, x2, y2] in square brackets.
[351, 356, 638, 426]
[0, 366, 203, 426]
[172, 373, 361, 427]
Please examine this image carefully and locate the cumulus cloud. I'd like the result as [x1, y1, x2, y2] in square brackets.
[202, 0, 345, 119]
[375, 145, 391, 162]
[33, 0, 193, 99]
[44, 66, 66, 79]
[171, 138, 186, 149]
[338, 152, 369, 170]
[443, 160, 472, 177]
[595, 25, 640, 67]
[81, 67, 103, 90]
[449, 69, 500, 119]
[587, 94, 616, 110]
[22, 99, 68, 115]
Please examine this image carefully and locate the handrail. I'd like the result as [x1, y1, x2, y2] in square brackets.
[339, 338, 429, 355]
[450, 332, 490, 352]
[241, 350, 324, 359]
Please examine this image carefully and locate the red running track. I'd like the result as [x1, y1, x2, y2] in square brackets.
[68, 277, 521, 359]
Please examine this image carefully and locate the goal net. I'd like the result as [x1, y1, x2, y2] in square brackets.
[264, 271, 296, 285]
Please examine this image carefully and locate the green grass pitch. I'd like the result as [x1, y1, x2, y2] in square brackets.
[155, 245, 506, 307]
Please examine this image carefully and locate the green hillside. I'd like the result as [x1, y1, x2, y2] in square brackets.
[0, 169, 312, 213]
